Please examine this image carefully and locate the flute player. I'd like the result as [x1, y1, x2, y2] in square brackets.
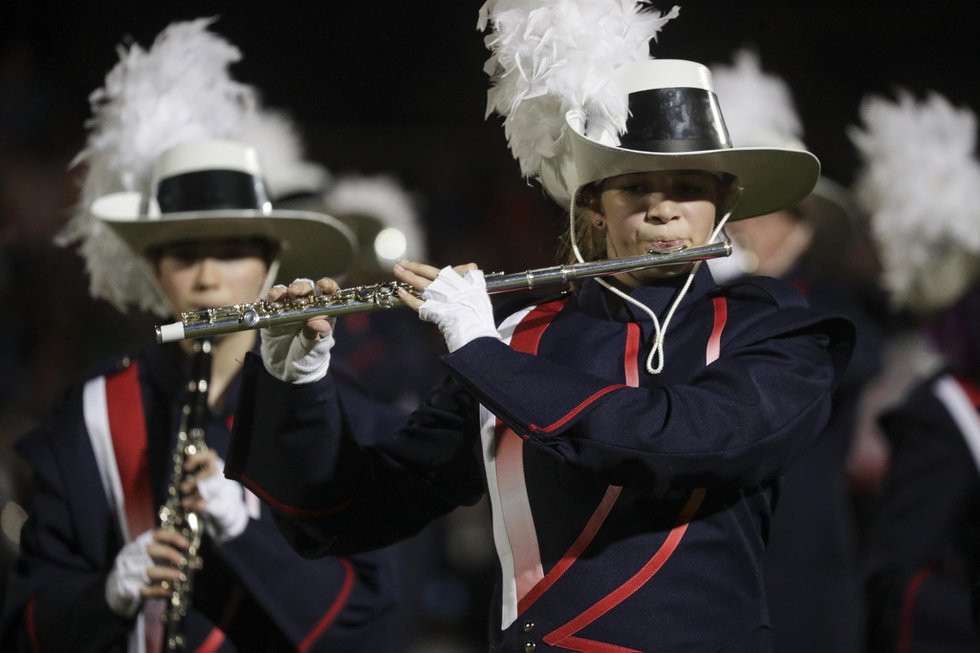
[226, 3, 855, 651]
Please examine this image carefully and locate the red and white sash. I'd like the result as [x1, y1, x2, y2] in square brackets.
[933, 374, 980, 473]
[83, 363, 228, 653]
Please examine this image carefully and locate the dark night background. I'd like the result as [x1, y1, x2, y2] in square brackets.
[1, 1, 978, 649]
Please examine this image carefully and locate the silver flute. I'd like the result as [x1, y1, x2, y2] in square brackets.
[156, 241, 731, 343]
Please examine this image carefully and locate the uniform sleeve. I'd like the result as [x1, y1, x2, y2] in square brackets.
[227, 353, 485, 557]
[440, 308, 854, 491]
[865, 384, 980, 651]
[204, 505, 399, 651]
[1, 428, 132, 653]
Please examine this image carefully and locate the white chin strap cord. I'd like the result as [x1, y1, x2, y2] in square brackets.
[568, 191, 740, 375]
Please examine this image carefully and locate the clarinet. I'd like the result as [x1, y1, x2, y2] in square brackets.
[159, 338, 212, 652]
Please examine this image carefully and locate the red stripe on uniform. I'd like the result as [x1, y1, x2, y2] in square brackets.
[511, 299, 566, 355]
[528, 385, 628, 434]
[298, 557, 355, 651]
[517, 485, 622, 615]
[706, 296, 727, 365]
[26, 597, 40, 653]
[897, 566, 935, 653]
[955, 375, 980, 407]
[239, 473, 350, 519]
[105, 363, 157, 539]
[542, 488, 707, 650]
[516, 310, 639, 614]
[193, 629, 225, 653]
[623, 323, 640, 387]
[499, 300, 567, 609]
[549, 635, 641, 653]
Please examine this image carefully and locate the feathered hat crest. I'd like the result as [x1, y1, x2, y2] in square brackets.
[479, 1, 818, 223]
[59, 18, 353, 317]
[850, 90, 980, 315]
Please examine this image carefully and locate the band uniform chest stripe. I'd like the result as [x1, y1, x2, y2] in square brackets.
[538, 298, 725, 650]
[106, 364, 230, 652]
[706, 296, 727, 365]
[543, 488, 707, 651]
[298, 557, 355, 651]
[238, 472, 351, 519]
[193, 629, 225, 653]
[496, 299, 566, 614]
[934, 375, 980, 474]
[954, 374, 980, 407]
[623, 323, 640, 387]
[26, 597, 39, 653]
[516, 323, 640, 615]
[105, 363, 156, 539]
[898, 565, 937, 653]
[104, 364, 167, 653]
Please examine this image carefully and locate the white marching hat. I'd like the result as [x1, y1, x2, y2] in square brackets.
[90, 139, 355, 284]
[539, 59, 820, 221]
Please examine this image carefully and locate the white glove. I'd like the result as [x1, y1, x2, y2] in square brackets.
[198, 458, 249, 544]
[105, 530, 154, 617]
[419, 267, 500, 353]
[260, 281, 335, 384]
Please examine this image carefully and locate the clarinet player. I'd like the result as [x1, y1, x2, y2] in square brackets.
[0, 20, 401, 652]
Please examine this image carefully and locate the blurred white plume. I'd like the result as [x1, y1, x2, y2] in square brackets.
[850, 91, 980, 313]
[709, 49, 803, 149]
[240, 108, 329, 200]
[479, 0, 679, 181]
[58, 18, 256, 316]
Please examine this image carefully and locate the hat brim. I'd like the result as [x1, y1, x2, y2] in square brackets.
[90, 192, 356, 282]
[548, 122, 820, 222]
[799, 176, 858, 235]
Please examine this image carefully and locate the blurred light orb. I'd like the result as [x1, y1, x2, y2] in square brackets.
[375, 228, 407, 262]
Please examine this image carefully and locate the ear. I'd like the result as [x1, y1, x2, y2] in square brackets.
[584, 199, 607, 229]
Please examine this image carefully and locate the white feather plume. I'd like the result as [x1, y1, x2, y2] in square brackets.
[324, 174, 426, 262]
[709, 49, 803, 149]
[57, 18, 257, 316]
[850, 91, 980, 311]
[479, 0, 679, 180]
[239, 108, 330, 200]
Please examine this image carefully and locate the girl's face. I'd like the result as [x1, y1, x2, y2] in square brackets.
[153, 237, 271, 316]
[588, 170, 728, 287]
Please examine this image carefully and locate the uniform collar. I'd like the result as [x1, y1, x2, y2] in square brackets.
[141, 339, 258, 420]
[576, 263, 716, 322]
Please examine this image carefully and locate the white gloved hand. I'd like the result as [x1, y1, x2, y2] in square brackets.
[260, 281, 335, 384]
[419, 267, 500, 353]
[105, 530, 154, 617]
[197, 458, 249, 544]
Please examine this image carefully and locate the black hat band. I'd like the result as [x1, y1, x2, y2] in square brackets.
[617, 87, 732, 154]
[155, 169, 271, 214]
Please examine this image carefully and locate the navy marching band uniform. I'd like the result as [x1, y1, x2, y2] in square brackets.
[0, 343, 399, 653]
[865, 372, 980, 652]
[227, 265, 854, 652]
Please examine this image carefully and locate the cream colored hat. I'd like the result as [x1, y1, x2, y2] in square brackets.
[540, 59, 820, 221]
[90, 139, 354, 284]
